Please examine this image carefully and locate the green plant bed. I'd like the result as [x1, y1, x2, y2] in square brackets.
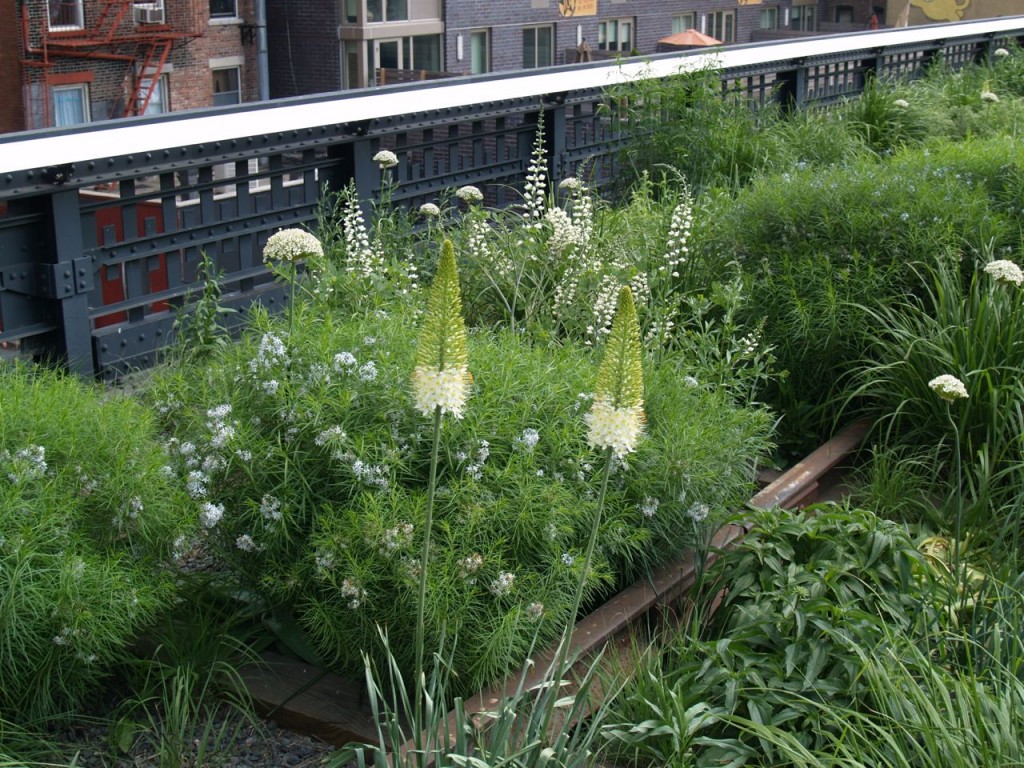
[0, 363, 185, 722]
[145, 300, 773, 695]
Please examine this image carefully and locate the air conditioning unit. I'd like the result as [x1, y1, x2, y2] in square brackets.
[133, 4, 165, 24]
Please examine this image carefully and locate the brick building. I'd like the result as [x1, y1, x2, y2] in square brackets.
[4, 0, 261, 134]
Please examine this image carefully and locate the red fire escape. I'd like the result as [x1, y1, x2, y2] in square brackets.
[20, 0, 200, 127]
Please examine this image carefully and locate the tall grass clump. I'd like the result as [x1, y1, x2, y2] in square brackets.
[842, 250, 1024, 546]
[0, 363, 184, 722]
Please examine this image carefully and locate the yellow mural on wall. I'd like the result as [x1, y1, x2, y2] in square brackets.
[909, 0, 971, 22]
[558, 0, 597, 16]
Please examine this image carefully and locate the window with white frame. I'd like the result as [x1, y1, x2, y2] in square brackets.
[523, 25, 553, 69]
[708, 11, 735, 43]
[760, 7, 778, 30]
[49, 0, 84, 29]
[791, 4, 815, 31]
[52, 84, 90, 127]
[470, 29, 490, 74]
[672, 13, 696, 34]
[212, 67, 240, 106]
[597, 18, 633, 53]
[209, 0, 236, 18]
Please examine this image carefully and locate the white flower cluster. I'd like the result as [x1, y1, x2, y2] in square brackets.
[2, 444, 47, 484]
[341, 577, 367, 609]
[459, 440, 490, 481]
[523, 127, 547, 228]
[639, 496, 659, 519]
[411, 365, 469, 418]
[525, 602, 544, 621]
[456, 185, 483, 204]
[585, 399, 644, 458]
[515, 428, 540, 451]
[341, 186, 385, 280]
[687, 502, 710, 523]
[489, 570, 515, 596]
[350, 458, 390, 491]
[262, 228, 323, 264]
[929, 374, 969, 402]
[315, 426, 346, 447]
[200, 501, 224, 529]
[545, 207, 587, 254]
[894, 98, 910, 109]
[560, 552, 575, 566]
[235, 534, 258, 552]
[419, 202, 440, 217]
[205, 403, 236, 449]
[260, 494, 282, 521]
[372, 149, 398, 169]
[460, 553, 484, 583]
[995, 47, 1010, 58]
[250, 332, 289, 372]
[983, 259, 1024, 286]
[663, 198, 693, 277]
[588, 274, 620, 342]
[982, 91, 1000, 103]
[381, 522, 414, 556]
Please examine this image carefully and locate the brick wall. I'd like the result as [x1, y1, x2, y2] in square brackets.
[0, 0, 24, 132]
[266, 0, 340, 97]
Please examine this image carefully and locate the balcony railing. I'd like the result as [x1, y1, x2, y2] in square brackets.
[1, 16, 1023, 377]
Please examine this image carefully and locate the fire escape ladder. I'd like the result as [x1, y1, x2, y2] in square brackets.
[127, 38, 173, 117]
[92, 0, 133, 45]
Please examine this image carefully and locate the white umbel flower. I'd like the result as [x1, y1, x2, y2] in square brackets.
[456, 185, 483, 203]
[419, 202, 440, 217]
[262, 228, 323, 263]
[929, 374, 969, 402]
[981, 91, 1000, 103]
[373, 149, 398, 169]
[411, 366, 469, 418]
[983, 259, 1024, 286]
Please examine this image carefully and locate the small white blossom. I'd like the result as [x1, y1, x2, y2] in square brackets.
[516, 428, 541, 451]
[490, 571, 515, 597]
[200, 502, 224, 529]
[687, 502, 710, 523]
[982, 91, 1000, 103]
[419, 202, 440, 217]
[893, 98, 910, 108]
[261, 379, 280, 396]
[983, 259, 1024, 286]
[995, 47, 1010, 58]
[333, 351, 358, 371]
[525, 602, 544, 621]
[561, 553, 575, 566]
[929, 374, 969, 402]
[260, 494, 282, 521]
[358, 361, 378, 382]
[235, 534, 258, 552]
[639, 497, 659, 519]
[373, 149, 399, 169]
[558, 176, 581, 191]
[315, 426, 346, 446]
[341, 577, 367, 609]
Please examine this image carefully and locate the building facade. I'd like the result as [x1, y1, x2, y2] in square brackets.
[4, 0, 260, 134]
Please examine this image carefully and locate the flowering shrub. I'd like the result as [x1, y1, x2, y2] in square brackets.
[0, 364, 183, 721]
[148, 296, 772, 692]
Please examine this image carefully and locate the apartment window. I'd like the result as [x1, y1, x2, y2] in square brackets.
[759, 7, 778, 29]
[523, 26, 553, 69]
[598, 18, 633, 53]
[470, 29, 490, 74]
[344, 0, 358, 23]
[411, 34, 441, 71]
[708, 11, 735, 43]
[791, 4, 815, 31]
[212, 67, 240, 106]
[49, 0, 84, 29]
[138, 74, 169, 116]
[209, 0, 236, 18]
[367, 0, 408, 22]
[52, 84, 90, 127]
[672, 13, 696, 34]
[835, 5, 854, 23]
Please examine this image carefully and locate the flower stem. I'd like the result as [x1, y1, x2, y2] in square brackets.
[415, 406, 443, 704]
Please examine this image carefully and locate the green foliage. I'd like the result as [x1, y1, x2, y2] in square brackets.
[170, 249, 234, 363]
[842, 251, 1024, 545]
[146, 298, 772, 695]
[835, 75, 930, 155]
[608, 506, 945, 766]
[0, 363, 182, 722]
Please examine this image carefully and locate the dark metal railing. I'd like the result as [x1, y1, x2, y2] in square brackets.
[1, 16, 1023, 377]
